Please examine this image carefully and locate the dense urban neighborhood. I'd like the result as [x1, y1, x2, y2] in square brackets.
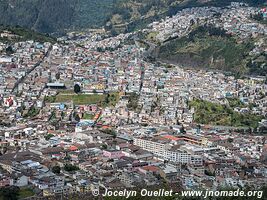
[0, 2, 266, 200]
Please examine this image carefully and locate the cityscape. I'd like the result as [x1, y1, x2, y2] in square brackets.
[0, 1, 266, 200]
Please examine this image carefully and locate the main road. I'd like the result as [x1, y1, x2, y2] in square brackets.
[11, 45, 52, 94]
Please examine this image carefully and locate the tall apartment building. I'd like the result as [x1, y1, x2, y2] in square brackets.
[164, 148, 203, 165]
[134, 137, 203, 165]
[133, 137, 171, 157]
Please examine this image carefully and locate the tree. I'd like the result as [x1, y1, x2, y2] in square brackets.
[55, 72, 60, 80]
[52, 166, 61, 174]
[74, 84, 81, 94]
[227, 138, 234, 143]
[74, 113, 80, 122]
[180, 126, 186, 134]
[6, 46, 14, 55]
[0, 186, 20, 200]
[45, 134, 54, 140]
[64, 164, 79, 172]
[105, 93, 110, 104]
[127, 93, 139, 111]
[110, 28, 118, 37]
[205, 170, 215, 176]
[64, 155, 71, 160]
[2, 147, 7, 154]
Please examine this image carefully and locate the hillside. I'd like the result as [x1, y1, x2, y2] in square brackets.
[0, 25, 56, 44]
[107, 0, 267, 33]
[157, 26, 267, 76]
[189, 99, 264, 128]
[0, 0, 266, 35]
[106, 0, 180, 33]
[0, 0, 116, 34]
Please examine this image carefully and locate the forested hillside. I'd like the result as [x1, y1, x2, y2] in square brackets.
[158, 26, 267, 76]
[0, 0, 265, 35]
[107, 0, 267, 33]
[0, 0, 116, 34]
[0, 25, 56, 43]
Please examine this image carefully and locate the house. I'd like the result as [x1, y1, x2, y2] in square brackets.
[103, 149, 124, 159]
[14, 175, 28, 187]
[159, 165, 179, 182]
[0, 176, 13, 187]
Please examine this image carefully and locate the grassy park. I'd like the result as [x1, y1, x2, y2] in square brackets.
[46, 91, 120, 107]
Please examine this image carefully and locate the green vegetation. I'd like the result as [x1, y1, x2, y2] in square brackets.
[74, 84, 81, 94]
[18, 188, 35, 199]
[108, 0, 267, 34]
[107, 0, 176, 33]
[227, 98, 247, 108]
[0, 0, 117, 34]
[189, 99, 264, 128]
[0, 0, 265, 35]
[103, 93, 120, 107]
[23, 107, 40, 118]
[0, 186, 34, 200]
[146, 31, 159, 42]
[74, 112, 81, 122]
[246, 53, 267, 76]
[158, 25, 264, 76]
[64, 164, 79, 172]
[45, 134, 55, 141]
[101, 129, 117, 138]
[83, 113, 94, 120]
[5, 46, 14, 55]
[0, 186, 19, 200]
[127, 92, 140, 111]
[53, 92, 119, 107]
[73, 0, 115, 30]
[251, 13, 267, 25]
[0, 25, 56, 43]
[56, 93, 100, 105]
[44, 95, 56, 103]
[52, 166, 61, 174]
[101, 144, 108, 149]
[49, 110, 57, 122]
